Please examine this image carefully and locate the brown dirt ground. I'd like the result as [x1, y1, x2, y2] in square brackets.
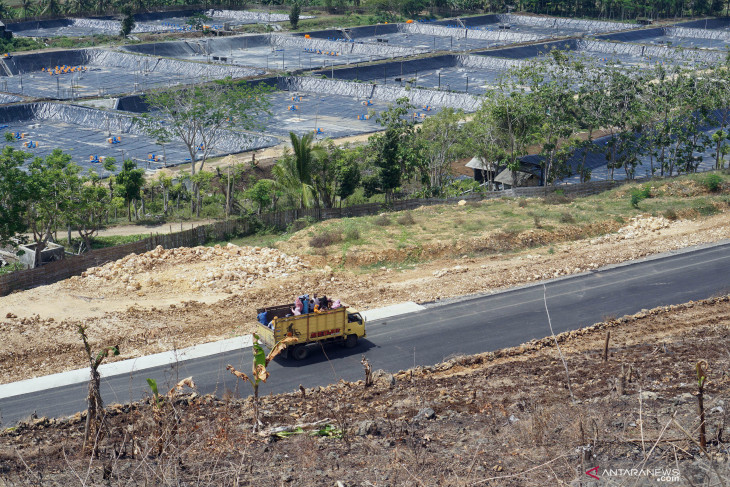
[92, 220, 216, 238]
[1, 206, 729, 385]
[2, 295, 730, 485]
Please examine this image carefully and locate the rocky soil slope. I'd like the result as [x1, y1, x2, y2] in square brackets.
[2, 295, 729, 485]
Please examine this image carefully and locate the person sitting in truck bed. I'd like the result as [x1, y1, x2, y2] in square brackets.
[300, 294, 310, 313]
[257, 311, 268, 325]
[294, 297, 303, 314]
[331, 299, 341, 309]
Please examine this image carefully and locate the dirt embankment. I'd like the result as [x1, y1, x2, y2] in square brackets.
[3, 295, 730, 485]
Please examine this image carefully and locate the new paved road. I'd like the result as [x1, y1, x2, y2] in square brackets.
[2, 242, 730, 425]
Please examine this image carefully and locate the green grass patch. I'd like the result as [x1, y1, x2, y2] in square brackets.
[89, 234, 148, 249]
[222, 230, 289, 249]
[0, 262, 25, 277]
[695, 202, 719, 216]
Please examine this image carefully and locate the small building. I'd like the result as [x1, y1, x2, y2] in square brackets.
[465, 156, 498, 185]
[18, 242, 65, 268]
[466, 156, 542, 188]
[494, 163, 541, 188]
[0, 21, 13, 40]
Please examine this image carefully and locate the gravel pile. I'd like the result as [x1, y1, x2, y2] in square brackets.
[80, 244, 306, 293]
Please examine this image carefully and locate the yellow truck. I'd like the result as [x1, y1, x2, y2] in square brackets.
[256, 304, 366, 360]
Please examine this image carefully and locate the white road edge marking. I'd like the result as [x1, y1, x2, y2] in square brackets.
[0, 335, 253, 400]
[0, 302, 426, 400]
[360, 302, 426, 322]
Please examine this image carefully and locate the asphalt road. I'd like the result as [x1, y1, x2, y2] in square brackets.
[2, 241, 730, 426]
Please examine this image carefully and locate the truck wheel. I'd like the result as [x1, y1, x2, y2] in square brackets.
[292, 345, 308, 360]
[344, 334, 358, 349]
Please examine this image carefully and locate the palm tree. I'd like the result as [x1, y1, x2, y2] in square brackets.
[272, 132, 320, 209]
[95, 0, 109, 14]
[0, 0, 12, 19]
[19, 0, 32, 19]
[66, 0, 89, 15]
[39, 0, 61, 17]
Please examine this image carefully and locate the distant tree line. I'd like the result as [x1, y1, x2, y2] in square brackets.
[0, 0, 722, 22]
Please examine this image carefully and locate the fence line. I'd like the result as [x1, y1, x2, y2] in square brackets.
[0, 177, 641, 296]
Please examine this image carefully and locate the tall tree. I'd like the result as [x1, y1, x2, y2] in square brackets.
[140, 81, 271, 176]
[0, 147, 30, 247]
[573, 61, 613, 182]
[69, 172, 110, 252]
[526, 52, 579, 185]
[332, 143, 363, 205]
[25, 149, 82, 267]
[245, 179, 276, 214]
[289, 1, 301, 29]
[489, 87, 541, 187]
[363, 97, 420, 202]
[140, 81, 270, 214]
[151, 171, 173, 215]
[307, 141, 365, 208]
[600, 66, 646, 180]
[114, 159, 145, 222]
[120, 7, 136, 37]
[416, 107, 466, 193]
[465, 97, 504, 190]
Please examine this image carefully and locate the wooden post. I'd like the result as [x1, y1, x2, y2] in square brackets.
[617, 364, 625, 396]
[697, 361, 708, 452]
[603, 331, 610, 362]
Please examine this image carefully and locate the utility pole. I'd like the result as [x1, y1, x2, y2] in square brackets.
[226, 162, 231, 219]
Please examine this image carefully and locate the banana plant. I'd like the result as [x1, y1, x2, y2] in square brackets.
[227, 334, 298, 432]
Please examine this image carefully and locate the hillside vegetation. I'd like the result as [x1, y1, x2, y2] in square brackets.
[267, 173, 730, 266]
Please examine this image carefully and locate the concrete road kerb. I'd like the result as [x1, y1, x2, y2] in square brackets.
[0, 301, 426, 400]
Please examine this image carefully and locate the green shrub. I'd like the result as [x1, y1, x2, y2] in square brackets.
[702, 173, 723, 192]
[396, 212, 415, 225]
[309, 230, 343, 248]
[629, 184, 652, 208]
[532, 214, 543, 229]
[696, 203, 719, 216]
[663, 208, 679, 221]
[344, 227, 360, 241]
[559, 211, 575, 223]
[373, 214, 391, 226]
[543, 192, 571, 204]
[288, 217, 314, 233]
[4, 132, 13, 142]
